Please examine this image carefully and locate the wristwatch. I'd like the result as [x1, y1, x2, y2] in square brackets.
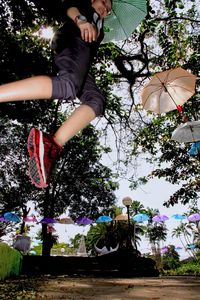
[75, 15, 87, 24]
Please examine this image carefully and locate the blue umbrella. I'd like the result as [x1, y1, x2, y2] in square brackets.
[96, 216, 112, 223]
[132, 213, 149, 223]
[188, 141, 200, 157]
[4, 212, 21, 222]
[187, 243, 198, 250]
[171, 214, 187, 220]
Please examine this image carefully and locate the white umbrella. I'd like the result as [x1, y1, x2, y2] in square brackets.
[141, 67, 196, 114]
[171, 120, 200, 143]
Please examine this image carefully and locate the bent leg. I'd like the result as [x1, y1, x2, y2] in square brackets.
[54, 74, 106, 146]
[54, 104, 96, 146]
[0, 76, 52, 102]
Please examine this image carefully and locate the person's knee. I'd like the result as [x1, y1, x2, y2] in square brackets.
[80, 93, 106, 117]
[51, 76, 77, 100]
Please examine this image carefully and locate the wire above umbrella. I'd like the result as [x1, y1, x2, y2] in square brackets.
[141, 67, 196, 114]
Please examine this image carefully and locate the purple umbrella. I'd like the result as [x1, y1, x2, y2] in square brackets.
[175, 246, 182, 251]
[76, 217, 93, 225]
[0, 216, 9, 222]
[39, 217, 57, 224]
[152, 214, 169, 222]
[188, 213, 200, 222]
[161, 246, 169, 254]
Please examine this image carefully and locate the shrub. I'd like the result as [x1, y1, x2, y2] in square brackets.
[0, 242, 22, 280]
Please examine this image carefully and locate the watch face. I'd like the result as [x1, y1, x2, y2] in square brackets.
[78, 15, 87, 22]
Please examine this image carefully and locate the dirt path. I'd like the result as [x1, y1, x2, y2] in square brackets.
[0, 276, 200, 299]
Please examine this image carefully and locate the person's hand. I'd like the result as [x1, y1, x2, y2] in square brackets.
[77, 21, 97, 43]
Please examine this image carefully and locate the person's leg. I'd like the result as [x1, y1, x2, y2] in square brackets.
[54, 104, 96, 146]
[0, 76, 52, 102]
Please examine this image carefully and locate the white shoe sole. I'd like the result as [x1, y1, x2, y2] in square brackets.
[39, 131, 46, 184]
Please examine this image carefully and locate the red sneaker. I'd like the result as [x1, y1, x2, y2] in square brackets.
[27, 128, 62, 188]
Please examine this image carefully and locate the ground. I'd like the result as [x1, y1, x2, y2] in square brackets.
[0, 276, 200, 300]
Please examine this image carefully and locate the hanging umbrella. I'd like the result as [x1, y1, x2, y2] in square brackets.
[141, 67, 196, 114]
[171, 214, 186, 220]
[188, 141, 200, 156]
[187, 243, 198, 250]
[96, 215, 113, 223]
[4, 212, 21, 223]
[23, 216, 38, 222]
[114, 213, 128, 221]
[39, 217, 57, 224]
[175, 246, 182, 251]
[152, 214, 169, 222]
[103, 0, 147, 43]
[76, 217, 93, 225]
[161, 246, 169, 254]
[57, 217, 74, 224]
[0, 216, 9, 222]
[188, 213, 200, 222]
[171, 121, 200, 143]
[132, 213, 149, 222]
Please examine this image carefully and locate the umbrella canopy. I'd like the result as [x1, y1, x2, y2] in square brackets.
[187, 243, 198, 250]
[39, 217, 57, 224]
[171, 214, 187, 220]
[23, 216, 38, 222]
[76, 217, 93, 225]
[175, 246, 182, 251]
[103, 0, 147, 43]
[141, 67, 196, 114]
[132, 213, 149, 222]
[57, 217, 74, 224]
[188, 141, 200, 156]
[152, 214, 169, 222]
[96, 215, 113, 223]
[4, 212, 21, 223]
[161, 246, 169, 254]
[188, 213, 200, 222]
[0, 216, 9, 222]
[114, 213, 128, 221]
[171, 121, 200, 143]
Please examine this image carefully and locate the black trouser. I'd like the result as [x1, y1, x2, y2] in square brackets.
[51, 37, 106, 117]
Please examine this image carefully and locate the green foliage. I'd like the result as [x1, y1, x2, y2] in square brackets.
[0, 243, 22, 280]
[165, 260, 200, 276]
[162, 245, 180, 270]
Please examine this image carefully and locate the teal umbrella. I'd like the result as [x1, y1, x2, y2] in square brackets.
[132, 213, 149, 223]
[4, 212, 21, 222]
[96, 216, 113, 223]
[103, 0, 147, 43]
